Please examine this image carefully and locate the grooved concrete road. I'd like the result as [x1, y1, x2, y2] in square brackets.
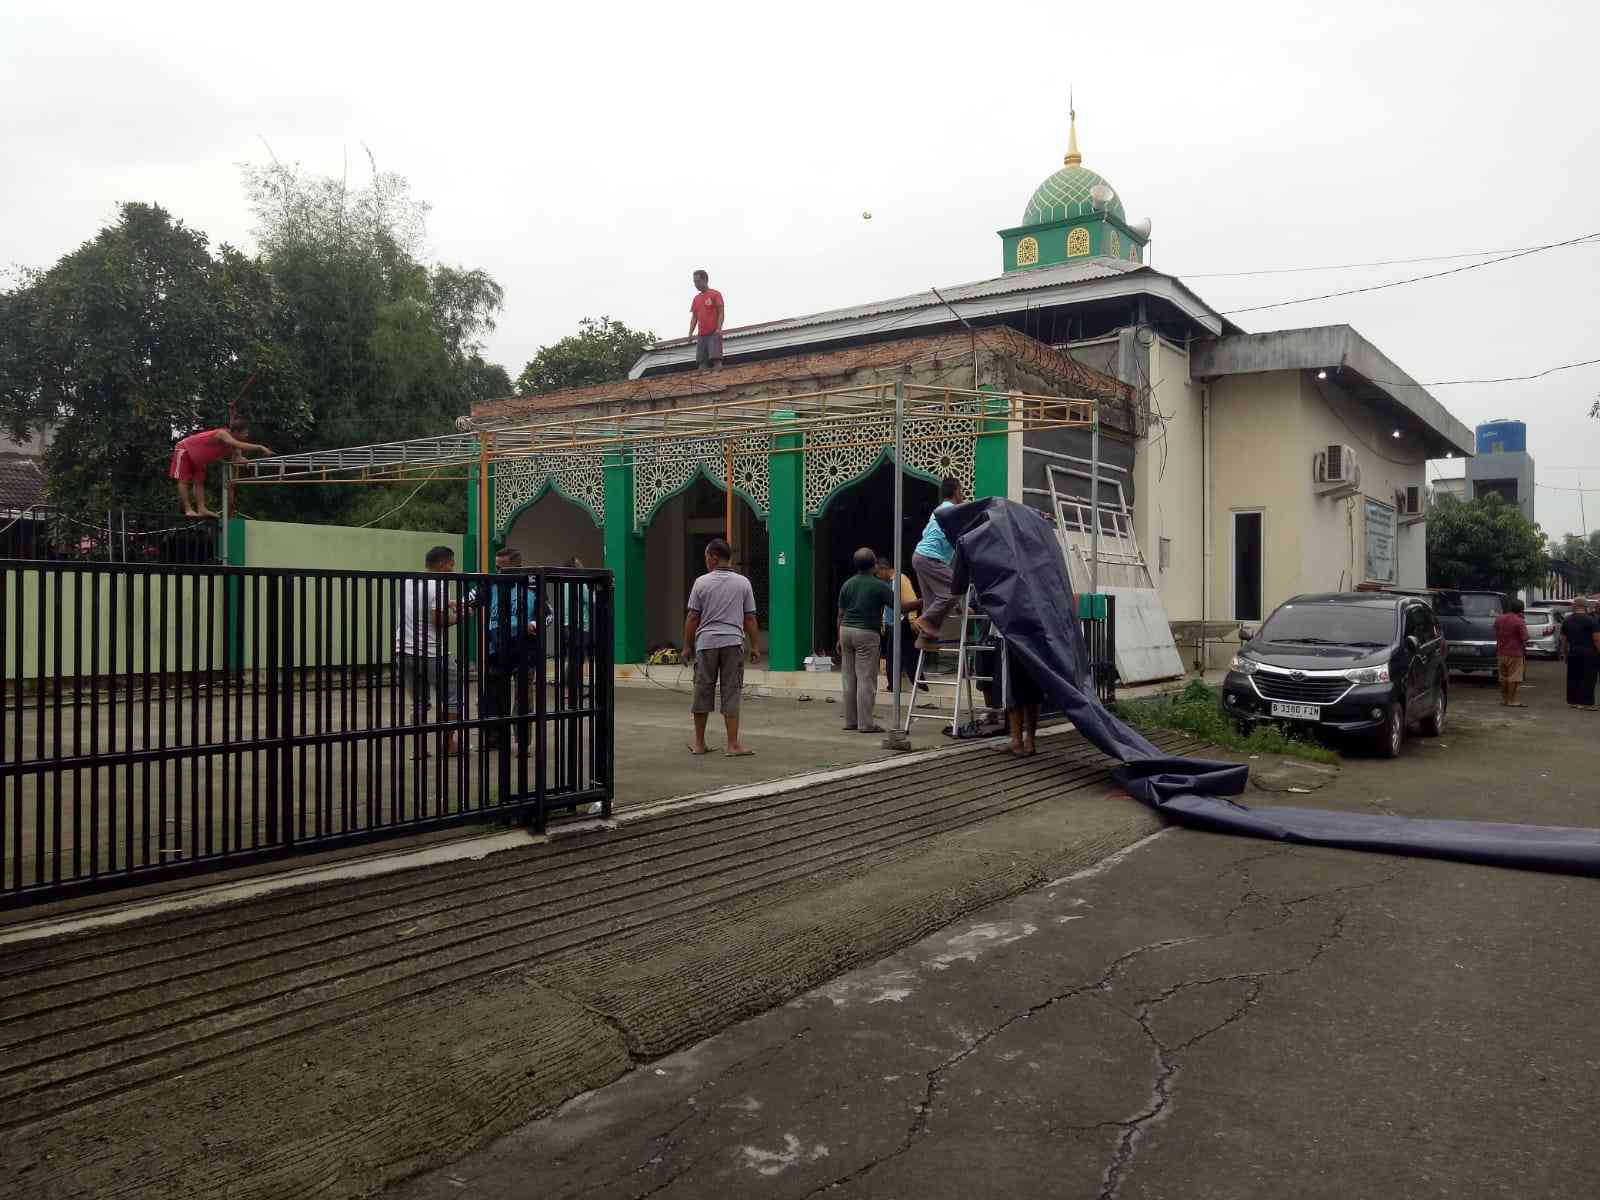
[392, 660, 1600, 1200]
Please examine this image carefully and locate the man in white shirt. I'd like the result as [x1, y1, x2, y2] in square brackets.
[684, 538, 759, 756]
[396, 545, 466, 756]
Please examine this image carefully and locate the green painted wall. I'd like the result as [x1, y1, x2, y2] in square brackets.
[245, 521, 463, 573]
[2, 566, 228, 681]
[766, 415, 813, 671]
[973, 389, 1009, 500]
[999, 213, 1145, 273]
[603, 452, 647, 663]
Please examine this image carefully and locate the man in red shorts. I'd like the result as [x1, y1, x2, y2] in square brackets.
[169, 422, 271, 517]
[688, 269, 725, 369]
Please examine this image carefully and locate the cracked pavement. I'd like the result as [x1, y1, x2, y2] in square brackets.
[389, 665, 1600, 1200]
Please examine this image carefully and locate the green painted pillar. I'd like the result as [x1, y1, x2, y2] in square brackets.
[766, 412, 813, 671]
[224, 516, 247, 670]
[464, 463, 480, 575]
[603, 450, 647, 663]
[974, 386, 1009, 499]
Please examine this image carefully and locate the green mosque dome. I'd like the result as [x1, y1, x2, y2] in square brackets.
[1022, 163, 1125, 225]
[1020, 114, 1124, 225]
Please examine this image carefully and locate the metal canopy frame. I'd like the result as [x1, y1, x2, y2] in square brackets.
[227, 381, 1102, 745]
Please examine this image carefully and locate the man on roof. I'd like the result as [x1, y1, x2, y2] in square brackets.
[689, 269, 725, 370]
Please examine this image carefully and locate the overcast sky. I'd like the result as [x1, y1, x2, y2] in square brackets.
[3, 0, 1597, 537]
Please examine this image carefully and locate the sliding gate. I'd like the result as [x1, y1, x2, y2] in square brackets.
[0, 561, 614, 907]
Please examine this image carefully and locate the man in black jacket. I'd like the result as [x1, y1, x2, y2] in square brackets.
[1560, 598, 1600, 709]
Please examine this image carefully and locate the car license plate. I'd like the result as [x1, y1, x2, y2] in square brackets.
[1270, 701, 1320, 721]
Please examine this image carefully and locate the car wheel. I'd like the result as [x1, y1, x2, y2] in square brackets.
[1376, 703, 1405, 758]
[1421, 683, 1447, 736]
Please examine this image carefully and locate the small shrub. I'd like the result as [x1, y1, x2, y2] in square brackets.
[1114, 682, 1339, 765]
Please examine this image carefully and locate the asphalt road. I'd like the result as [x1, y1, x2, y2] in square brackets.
[391, 658, 1600, 1200]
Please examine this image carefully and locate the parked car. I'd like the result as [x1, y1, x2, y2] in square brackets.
[1525, 607, 1562, 659]
[1221, 592, 1447, 757]
[1429, 589, 1504, 675]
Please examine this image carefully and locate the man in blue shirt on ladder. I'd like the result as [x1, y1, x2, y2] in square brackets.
[911, 476, 965, 647]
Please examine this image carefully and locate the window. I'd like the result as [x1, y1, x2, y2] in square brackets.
[1233, 511, 1263, 622]
[1066, 227, 1091, 257]
[1109, 231, 1121, 259]
[1259, 603, 1398, 646]
[1015, 236, 1039, 267]
[1158, 537, 1171, 572]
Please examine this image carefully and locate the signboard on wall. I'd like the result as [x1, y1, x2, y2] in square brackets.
[1364, 497, 1396, 584]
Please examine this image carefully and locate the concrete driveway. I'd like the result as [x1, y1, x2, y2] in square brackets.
[390, 657, 1600, 1200]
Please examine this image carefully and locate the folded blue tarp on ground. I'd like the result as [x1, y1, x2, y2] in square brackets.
[936, 497, 1600, 877]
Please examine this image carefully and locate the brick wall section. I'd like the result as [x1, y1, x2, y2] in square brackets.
[470, 328, 1135, 434]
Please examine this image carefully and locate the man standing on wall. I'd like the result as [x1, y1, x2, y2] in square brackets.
[910, 477, 966, 646]
[1559, 597, 1600, 709]
[684, 538, 759, 756]
[169, 421, 271, 517]
[689, 269, 725, 370]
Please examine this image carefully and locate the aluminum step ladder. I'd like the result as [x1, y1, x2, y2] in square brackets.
[900, 587, 1010, 737]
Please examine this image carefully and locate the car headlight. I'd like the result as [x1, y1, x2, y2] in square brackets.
[1344, 666, 1391, 685]
[1229, 655, 1259, 675]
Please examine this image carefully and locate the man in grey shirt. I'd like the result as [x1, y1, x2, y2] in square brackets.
[684, 537, 759, 756]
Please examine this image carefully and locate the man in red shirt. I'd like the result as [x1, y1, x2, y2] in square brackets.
[1493, 597, 1530, 708]
[169, 422, 271, 517]
[689, 269, 725, 369]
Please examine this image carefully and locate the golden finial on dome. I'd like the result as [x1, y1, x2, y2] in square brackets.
[1064, 88, 1082, 167]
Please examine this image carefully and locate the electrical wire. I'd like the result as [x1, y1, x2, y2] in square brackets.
[1179, 238, 1600, 279]
[357, 469, 440, 528]
[1219, 230, 1600, 315]
[1366, 356, 1600, 388]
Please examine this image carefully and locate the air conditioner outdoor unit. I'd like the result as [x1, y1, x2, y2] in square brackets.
[1396, 484, 1427, 525]
[1314, 444, 1360, 494]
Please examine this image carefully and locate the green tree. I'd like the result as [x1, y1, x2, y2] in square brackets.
[1426, 494, 1546, 592]
[1549, 531, 1600, 592]
[515, 316, 656, 395]
[0, 203, 309, 515]
[239, 161, 510, 524]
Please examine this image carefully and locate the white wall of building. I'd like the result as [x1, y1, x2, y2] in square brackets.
[1131, 338, 1205, 621]
[1204, 370, 1428, 627]
[504, 489, 604, 567]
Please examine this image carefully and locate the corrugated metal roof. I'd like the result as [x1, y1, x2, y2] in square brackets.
[628, 260, 1227, 379]
[701, 259, 1143, 342]
[0, 456, 45, 513]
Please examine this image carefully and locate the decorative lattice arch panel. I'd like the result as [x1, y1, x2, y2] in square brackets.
[633, 435, 771, 532]
[494, 453, 605, 536]
[802, 404, 979, 523]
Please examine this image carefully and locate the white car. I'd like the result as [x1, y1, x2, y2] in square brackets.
[1525, 608, 1563, 659]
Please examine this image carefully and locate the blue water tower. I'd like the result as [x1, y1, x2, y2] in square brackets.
[1476, 419, 1526, 455]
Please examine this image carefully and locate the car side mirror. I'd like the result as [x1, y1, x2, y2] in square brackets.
[1406, 635, 1420, 654]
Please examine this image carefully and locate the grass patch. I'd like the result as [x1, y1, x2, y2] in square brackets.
[1114, 679, 1340, 765]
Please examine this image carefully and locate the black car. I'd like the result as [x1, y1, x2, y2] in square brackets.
[1220, 592, 1448, 757]
[1430, 589, 1504, 675]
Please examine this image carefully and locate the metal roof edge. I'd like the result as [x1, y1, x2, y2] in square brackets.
[630, 267, 1224, 378]
[1189, 326, 1475, 456]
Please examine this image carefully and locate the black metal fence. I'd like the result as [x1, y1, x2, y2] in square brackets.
[0, 560, 613, 906]
[0, 507, 218, 565]
[1082, 593, 1118, 705]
